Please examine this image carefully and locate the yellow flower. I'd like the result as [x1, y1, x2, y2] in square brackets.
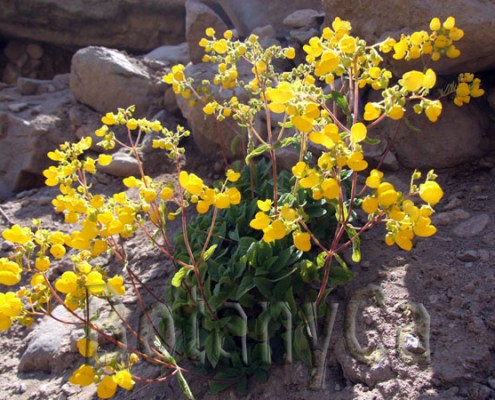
[140, 188, 157, 203]
[98, 154, 112, 166]
[363, 103, 381, 121]
[196, 200, 210, 214]
[215, 193, 230, 209]
[414, 217, 437, 237]
[97, 375, 117, 399]
[101, 113, 117, 125]
[300, 170, 320, 188]
[293, 232, 311, 252]
[35, 256, 50, 272]
[284, 47, 296, 59]
[69, 364, 95, 387]
[107, 275, 125, 296]
[0, 259, 22, 286]
[86, 271, 105, 294]
[429, 17, 441, 31]
[280, 205, 297, 222]
[315, 50, 339, 76]
[76, 338, 98, 357]
[50, 243, 66, 259]
[377, 182, 398, 207]
[365, 169, 383, 189]
[321, 178, 340, 199]
[0, 292, 23, 318]
[205, 27, 215, 37]
[443, 16, 456, 30]
[292, 162, 307, 179]
[339, 36, 356, 54]
[226, 169, 240, 182]
[395, 228, 413, 251]
[257, 199, 272, 212]
[401, 71, 425, 92]
[114, 370, 135, 391]
[362, 197, 378, 214]
[347, 152, 368, 171]
[291, 115, 313, 133]
[446, 45, 460, 58]
[227, 187, 241, 205]
[425, 101, 442, 122]
[160, 187, 174, 200]
[179, 171, 204, 196]
[350, 123, 367, 143]
[419, 181, 443, 206]
[250, 212, 270, 230]
[388, 105, 404, 120]
[55, 271, 78, 293]
[212, 39, 228, 54]
[423, 69, 436, 89]
[262, 219, 287, 243]
[2, 224, 32, 245]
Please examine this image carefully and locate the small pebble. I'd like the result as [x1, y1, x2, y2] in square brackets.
[8, 102, 28, 113]
[456, 250, 479, 262]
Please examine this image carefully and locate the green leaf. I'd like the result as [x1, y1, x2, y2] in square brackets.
[294, 324, 312, 366]
[171, 266, 190, 287]
[209, 370, 239, 394]
[329, 91, 349, 115]
[153, 336, 195, 399]
[363, 136, 381, 145]
[404, 117, 422, 133]
[351, 236, 361, 263]
[253, 277, 272, 298]
[203, 244, 217, 261]
[305, 204, 327, 218]
[245, 144, 269, 163]
[235, 275, 255, 300]
[274, 136, 298, 150]
[227, 316, 246, 336]
[205, 330, 221, 368]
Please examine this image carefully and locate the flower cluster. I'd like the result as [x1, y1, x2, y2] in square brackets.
[362, 169, 443, 250]
[380, 16, 463, 61]
[179, 169, 242, 214]
[454, 73, 485, 106]
[68, 353, 138, 399]
[249, 200, 311, 251]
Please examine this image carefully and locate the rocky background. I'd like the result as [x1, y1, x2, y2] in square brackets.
[0, 1, 495, 399]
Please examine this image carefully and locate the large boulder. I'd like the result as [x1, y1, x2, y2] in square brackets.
[384, 102, 490, 168]
[175, 62, 249, 158]
[70, 47, 164, 116]
[322, 0, 495, 74]
[209, 0, 323, 38]
[186, 0, 229, 64]
[0, 0, 186, 53]
[0, 78, 75, 198]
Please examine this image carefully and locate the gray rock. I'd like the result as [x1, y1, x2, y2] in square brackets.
[385, 102, 489, 169]
[7, 102, 28, 113]
[0, 84, 75, 197]
[143, 43, 190, 65]
[283, 9, 325, 29]
[175, 62, 251, 158]
[322, 0, 495, 74]
[453, 214, 490, 237]
[70, 46, 163, 116]
[19, 306, 80, 373]
[290, 28, 320, 44]
[99, 151, 140, 177]
[185, 0, 228, 64]
[434, 209, 470, 226]
[456, 250, 479, 262]
[0, 0, 186, 53]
